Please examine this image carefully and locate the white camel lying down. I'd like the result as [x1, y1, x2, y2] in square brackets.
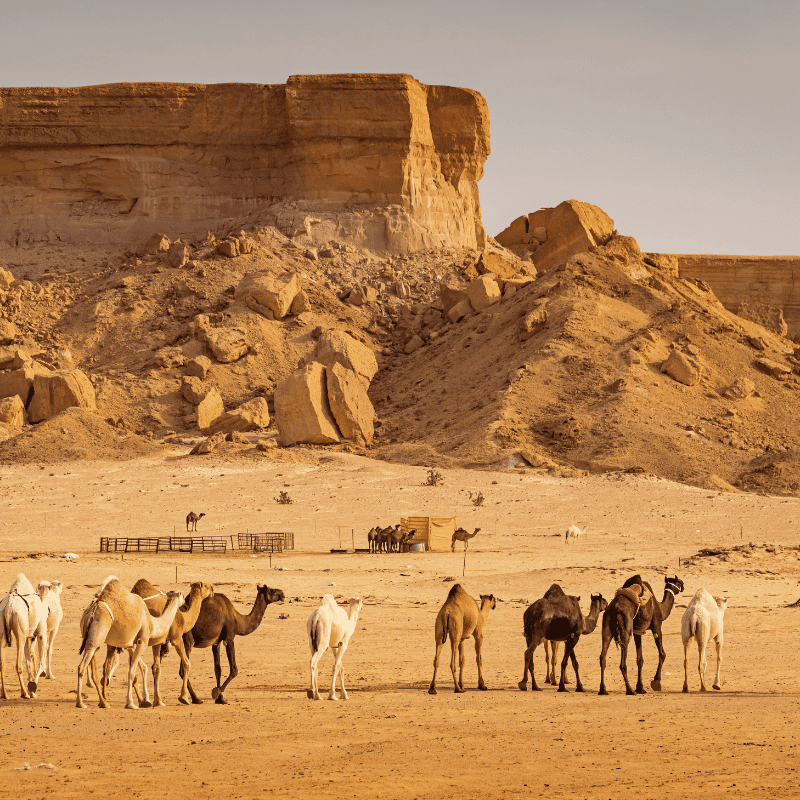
[306, 595, 363, 701]
[681, 588, 727, 692]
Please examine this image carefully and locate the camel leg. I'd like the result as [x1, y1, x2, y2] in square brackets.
[328, 643, 348, 701]
[338, 656, 348, 700]
[181, 632, 203, 705]
[76, 645, 99, 709]
[518, 638, 532, 690]
[682, 637, 691, 692]
[598, 629, 611, 695]
[633, 633, 646, 694]
[0, 638, 5, 700]
[650, 628, 667, 692]
[449, 638, 464, 693]
[458, 639, 467, 691]
[309, 646, 325, 700]
[474, 634, 487, 691]
[712, 636, 723, 690]
[429, 641, 444, 695]
[697, 636, 709, 692]
[125, 640, 147, 710]
[151, 645, 165, 707]
[214, 639, 238, 704]
[27, 632, 45, 696]
[559, 635, 582, 692]
[42, 628, 58, 679]
[137, 657, 152, 708]
[16, 636, 29, 699]
[521, 636, 543, 691]
[619, 635, 636, 696]
[172, 639, 192, 705]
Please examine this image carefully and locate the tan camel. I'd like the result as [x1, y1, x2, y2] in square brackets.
[451, 527, 480, 552]
[428, 583, 496, 694]
[76, 576, 183, 709]
[36, 580, 63, 680]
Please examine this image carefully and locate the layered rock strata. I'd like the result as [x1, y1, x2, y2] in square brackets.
[0, 74, 490, 253]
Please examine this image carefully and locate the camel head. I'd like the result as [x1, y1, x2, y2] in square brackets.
[36, 581, 52, 600]
[479, 594, 497, 612]
[590, 593, 607, 613]
[258, 585, 285, 605]
[50, 580, 63, 596]
[665, 575, 684, 596]
[347, 598, 364, 620]
[715, 597, 728, 613]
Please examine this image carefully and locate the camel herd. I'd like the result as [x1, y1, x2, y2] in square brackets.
[0, 567, 727, 707]
[366, 525, 481, 553]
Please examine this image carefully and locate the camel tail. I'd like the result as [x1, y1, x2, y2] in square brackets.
[310, 619, 320, 654]
[2, 599, 11, 647]
[440, 612, 449, 645]
[78, 628, 89, 655]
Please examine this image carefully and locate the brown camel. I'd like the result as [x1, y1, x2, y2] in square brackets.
[373, 525, 396, 553]
[518, 584, 607, 692]
[451, 527, 480, 552]
[130, 579, 215, 706]
[186, 512, 205, 532]
[367, 526, 379, 553]
[428, 583, 496, 695]
[388, 527, 416, 553]
[182, 584, 284, 704]
[598, 574, 684, 696]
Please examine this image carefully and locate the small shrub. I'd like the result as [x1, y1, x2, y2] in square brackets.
[424, 468, 443, 487]
[470, 491, 485, 507]
[275, 490, 293, 505]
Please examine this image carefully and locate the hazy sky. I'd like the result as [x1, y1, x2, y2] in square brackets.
[3, 0, 798, 255]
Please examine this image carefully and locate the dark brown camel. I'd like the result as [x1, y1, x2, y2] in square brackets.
[598, 574, 684, 696]
[182, 584, 284, 704]
[367, 527, 379, 553]
[388, 527, 416, 552]
[186, 512, 205, 532]
[518, 584, 607, 692]
[451, 527, 480, 552]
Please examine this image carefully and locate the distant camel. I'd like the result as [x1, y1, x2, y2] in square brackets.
[186, 512, 205, 532]
[374, 525, 396, 553]
[682, 588, 727, 693]
[306, 595, 364, 701]
[388, 527, 416, 553]
[565, 525, 586, 544]
[598, 574, 684, 695]
[518, 584, 607, 692]
[429, 583, 496, 694]
[182, 584, 284, 704]
[367, 527, 379, 553]
[451, 527, 480, 552]
[0, 574, 49, 699]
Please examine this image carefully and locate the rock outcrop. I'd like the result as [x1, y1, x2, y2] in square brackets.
[495, 200, 615, 272]
[274, 362, 341, 446]
[0, 75, 490, 254]
[325, 363, 375, 444]
[27, 369, 97, 423]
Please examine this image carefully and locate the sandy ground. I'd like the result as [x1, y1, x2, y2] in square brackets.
[2, 452, 800, 799]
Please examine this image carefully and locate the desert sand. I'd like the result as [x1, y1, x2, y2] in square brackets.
[2, 449, 800, 799]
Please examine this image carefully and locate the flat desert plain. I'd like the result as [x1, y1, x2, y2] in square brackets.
[2, 452, 800, 799]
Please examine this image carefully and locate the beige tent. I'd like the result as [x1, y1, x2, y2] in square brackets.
[400, 517, 457, 552]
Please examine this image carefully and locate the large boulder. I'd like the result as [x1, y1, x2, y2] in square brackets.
[0, 394, 24, 427]
[167, 240, 190, 268]
[235, 271, 301, 320]
[0, 319, 18, 345]
[306, 330, 378, 389]
[661, 349, 702, 386]
[197, 386, 224, 432]
[136, 232, 170, 257]
[208, 397, 271, 434]
[439, 283, 470, 315]
[477, 251, 519, 280]
[180, 376, 210, 405]
[0, 363, 49, 404]
[447, 298, 473, 323]
[466, 275, 501, 312]
[27, 369, 96, 423]
[326, 363, 375, 444]
[274, 362, 341, 446]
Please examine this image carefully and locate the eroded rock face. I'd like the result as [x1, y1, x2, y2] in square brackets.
[326, 363, 375, 444]
[0, 75, 490, 254]
[274, 362, 340, 446]
[0, 395, 24, 427]
[208, 397, 270, 434]
[27, 369, 97, 423]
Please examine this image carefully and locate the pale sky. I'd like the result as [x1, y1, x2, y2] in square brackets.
[3, 0, 798, 255]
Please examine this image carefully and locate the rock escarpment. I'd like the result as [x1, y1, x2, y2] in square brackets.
[0, 74, 490, 254]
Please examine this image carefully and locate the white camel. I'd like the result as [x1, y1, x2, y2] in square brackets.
[681, 588, 727, 692]
[76, 576, 183, 709]
[37, 580, 63, 680]
[306, 595, 363, 701]
[565, 524, 586, 544]
[0, 573, 49, 699]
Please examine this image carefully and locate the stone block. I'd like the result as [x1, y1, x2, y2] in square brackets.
[466, 275, 501, 312]
[217, 240, 239, 258]
[184, 355, 212, 380]
[0, 394, 24, 427]
[136, 233, 170, 257]
[180, 376, 208, 405]
[197, 386, 224, 432]
[205, 327, 248, 363]
[439, 283, 469, 315]
[503, 277, 534, 298]
[235, 271, 300, 320]
[326, 363, 375, 444]
[27, 369, 97, 423]
[190, 432, 226, 455]
[661, 350, 702, 386]
[0, 319, 18, 345]
[404, 334, 424, 354]
[447, 298, 473, 323]
[208, 397, 271, 434]
[723, 377, 755, 400]
[477, 251, 519, 280]
[290, 290, 311, 315]
[274, 362, 341, 445]
[755, 358, 791, 380]
[167, 240, 190, 268]
[307, 329, 378, 388]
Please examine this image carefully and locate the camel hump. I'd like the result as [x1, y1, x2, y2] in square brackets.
[543, 583, 566, 601]
[131, 578, 157, 596]
[446, 583, 464, 601]
[622, 574, 644, 589]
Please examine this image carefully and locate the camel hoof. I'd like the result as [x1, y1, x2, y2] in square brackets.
[214, 694, 227, 705]
[636, 687, 647, 695]
[700, 686, 708, 693]
[178, 697, 190, 705]
[306, 689, 314, 699]
[713, 684, 721, 691]
[27, 681, 38, 694]
[598, 688, 608, 696]
[428, 688, 437, 695]
[575, 686, 585, 693]
[140, 700, 152, 709]
[650, 679, 662, 692]
[454, 687, 466, 694]
[211, 687, 220, 700]
[191, 697, 203, 705]
[532, 686, 543, 692]
[518, 682, 527, 691]
[682, 686, 689, 693]
[626, 689, 636, 696]
[557, 686, 568, 693]
[478, 684, 488, 691]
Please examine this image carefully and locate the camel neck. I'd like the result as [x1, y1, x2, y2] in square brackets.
[658, 587, 677, 619]
[235, 590, 268, 636]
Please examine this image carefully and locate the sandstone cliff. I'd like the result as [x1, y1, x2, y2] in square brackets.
[0, 74, 490, 254]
